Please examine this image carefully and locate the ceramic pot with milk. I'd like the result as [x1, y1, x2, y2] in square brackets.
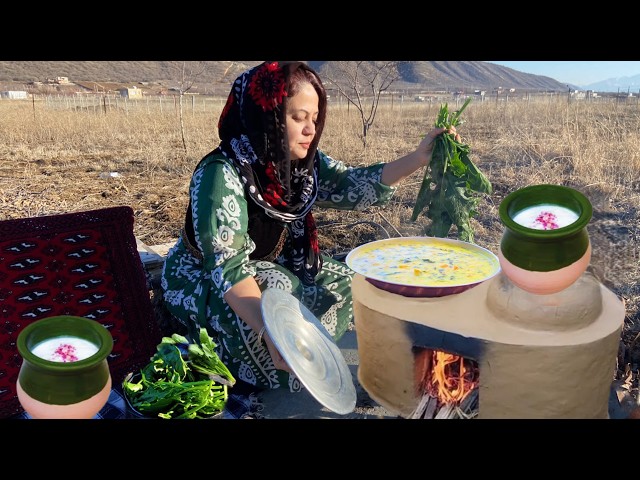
[498, 184, 593, 295]
[16, 315, 113, 419]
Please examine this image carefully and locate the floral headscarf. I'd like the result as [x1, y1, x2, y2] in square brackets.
[215, 61, 327, 284]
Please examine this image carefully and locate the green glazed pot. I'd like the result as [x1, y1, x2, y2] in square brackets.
[498, 184, 592, 294]
[17, 315, 113, 418]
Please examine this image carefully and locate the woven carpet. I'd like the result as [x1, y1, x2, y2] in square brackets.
[0, 206, 163, 418]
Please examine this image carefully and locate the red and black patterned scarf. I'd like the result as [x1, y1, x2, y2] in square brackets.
[215, 61, 326, 285]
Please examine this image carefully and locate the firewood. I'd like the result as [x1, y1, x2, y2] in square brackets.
[435, 403, 454, 419]
[424, 396, 439, 419]
[410, 393, 431, 419]
[459, 389, 479, 411]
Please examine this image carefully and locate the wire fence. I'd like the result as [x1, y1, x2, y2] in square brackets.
[33, 94, 229, 114]
[2, 90, 639, 116]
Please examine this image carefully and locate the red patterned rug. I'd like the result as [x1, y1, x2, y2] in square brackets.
[0, 206, 163, 418]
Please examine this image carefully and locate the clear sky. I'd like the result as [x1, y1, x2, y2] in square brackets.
[485, 61, 640, 86]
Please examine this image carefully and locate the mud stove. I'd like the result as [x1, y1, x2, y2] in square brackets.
[352, 271, 625, 419]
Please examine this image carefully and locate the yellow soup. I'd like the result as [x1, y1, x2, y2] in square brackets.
[347, 238, 500, 287]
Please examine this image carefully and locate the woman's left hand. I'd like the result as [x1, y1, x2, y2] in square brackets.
[419, 126, 460, 158]
[381, 125, 462, 186]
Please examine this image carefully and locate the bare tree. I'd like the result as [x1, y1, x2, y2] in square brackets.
[320, 61, 405, 148]
[169, 61, 208, 154]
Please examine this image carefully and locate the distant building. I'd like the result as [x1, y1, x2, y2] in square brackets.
[0, 91, 28, 99]
[46, 77, 69, 84]
[118, 86, 143, 99]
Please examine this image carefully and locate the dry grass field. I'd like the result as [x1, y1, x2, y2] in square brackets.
[1, 94, 639, 409]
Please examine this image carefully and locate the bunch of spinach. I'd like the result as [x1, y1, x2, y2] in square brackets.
[410, 97, 492, 243]
[122, 328, 236, 419]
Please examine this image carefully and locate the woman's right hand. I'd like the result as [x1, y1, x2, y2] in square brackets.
[263, 331, 293, 373]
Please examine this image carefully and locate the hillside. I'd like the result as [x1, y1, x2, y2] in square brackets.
[0, 60, 569, 94]
[404, 61, 567, 91]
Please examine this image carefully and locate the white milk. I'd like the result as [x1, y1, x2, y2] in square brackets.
[512, 204, 579, 230]
[31, 336, 99, 362]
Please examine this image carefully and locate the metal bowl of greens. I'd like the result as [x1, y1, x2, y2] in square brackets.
[122, 371, 225, 419]
[121, 330, 235, 419]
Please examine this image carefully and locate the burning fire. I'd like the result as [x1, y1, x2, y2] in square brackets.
[417, 350, 479, 405]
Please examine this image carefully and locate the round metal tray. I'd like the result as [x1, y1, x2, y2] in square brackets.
[260, 288, 356, 415]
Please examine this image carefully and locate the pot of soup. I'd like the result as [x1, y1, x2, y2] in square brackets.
[345, 236, 501, 297]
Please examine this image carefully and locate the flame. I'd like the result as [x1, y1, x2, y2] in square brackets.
[426, 351, 478, 405]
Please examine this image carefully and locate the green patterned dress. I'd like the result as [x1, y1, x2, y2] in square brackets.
[161, 149, 396, 391]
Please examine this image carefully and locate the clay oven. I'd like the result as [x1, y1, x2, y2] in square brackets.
[352, 271, 624, 419]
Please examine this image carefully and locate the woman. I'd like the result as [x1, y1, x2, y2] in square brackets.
[161, 61, 455, 392]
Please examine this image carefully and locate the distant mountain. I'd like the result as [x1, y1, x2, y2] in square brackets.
[0, 61, 262, 96]
[309, 61, 567, 92]
[581, 74, 640, 93]
[0, 60, 570, 93]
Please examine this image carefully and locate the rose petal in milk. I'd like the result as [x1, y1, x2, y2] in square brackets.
[30, 336, 99, 362]
[511, 204, 579, 230]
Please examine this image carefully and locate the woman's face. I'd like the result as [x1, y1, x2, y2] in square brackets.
[286, 82, 319, 161]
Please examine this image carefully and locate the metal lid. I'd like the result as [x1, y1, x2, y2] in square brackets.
[260, 288, 356, 415]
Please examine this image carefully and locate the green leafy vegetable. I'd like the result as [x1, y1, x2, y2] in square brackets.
[188, 328, 235, 387]
[411, 97, 492, 243]
[122, 329, 236, 419]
